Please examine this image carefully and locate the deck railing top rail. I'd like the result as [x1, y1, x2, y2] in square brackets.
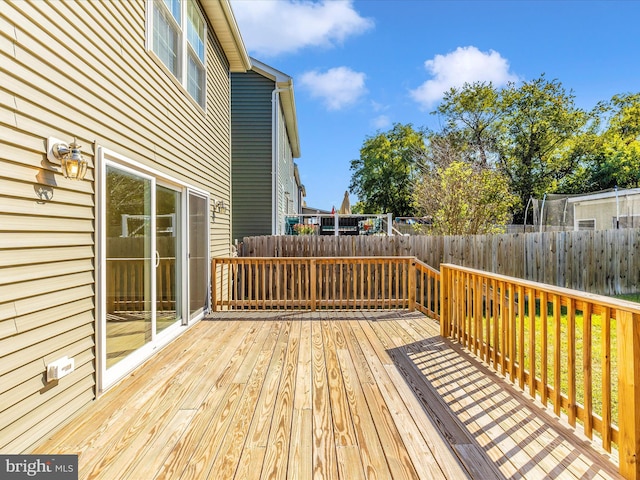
[442, 263, 640, 315]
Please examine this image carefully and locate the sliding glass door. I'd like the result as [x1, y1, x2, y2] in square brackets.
[188, 192, 208, 319]
[104, 163, 191, 370]
[156, 184, 182, 334]
[105, 165, 155, 369]
[100, 149, 210, 390]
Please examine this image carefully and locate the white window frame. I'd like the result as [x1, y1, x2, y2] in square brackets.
[576, 218, 596, 231]
[146, 0, 207, 108]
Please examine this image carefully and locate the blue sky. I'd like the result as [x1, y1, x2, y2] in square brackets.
[230, 0, 640, 211]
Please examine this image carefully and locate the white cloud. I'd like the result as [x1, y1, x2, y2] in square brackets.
[299, 67, 367, 110]
[230, 0, 374, 57]
[410, 46, 519, 108]
[372, 115, 391, 130]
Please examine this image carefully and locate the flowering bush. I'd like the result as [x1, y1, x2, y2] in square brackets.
[293, 223, 318, 235]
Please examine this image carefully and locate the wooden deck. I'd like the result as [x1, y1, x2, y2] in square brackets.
[33, 311, 620, 479]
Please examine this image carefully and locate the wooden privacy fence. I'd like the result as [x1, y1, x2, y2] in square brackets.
[212, 256, 439, 319]
[239, 228, 640, 295]
[440, 263, 640, 480]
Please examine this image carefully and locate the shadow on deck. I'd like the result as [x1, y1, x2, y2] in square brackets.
[32, 311, 620, 479]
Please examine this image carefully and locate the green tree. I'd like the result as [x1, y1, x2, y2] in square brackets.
[496, 75, 591, 221]
[435, 81, 501, 167]
[415, 135, 518, 235]
[349, 123, 427, 216]
[585, 93, 640, 190]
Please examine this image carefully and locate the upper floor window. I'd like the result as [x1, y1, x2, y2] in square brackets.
[149, 0, 206, 108]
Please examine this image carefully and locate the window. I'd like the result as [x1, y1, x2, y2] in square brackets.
[149, 0, 206, 107]
[577, 219, 595, 230]
[615, 215, 640, 228]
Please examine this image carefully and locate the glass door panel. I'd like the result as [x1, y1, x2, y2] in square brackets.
[105, 166, 152, 368]
[156, 184, 182, 334]
[189, 192, 208, 319]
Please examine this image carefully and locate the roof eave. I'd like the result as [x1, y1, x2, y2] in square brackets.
[201, 0, 251, 72]
[277, 79, 301, 158]
[250, 58, 301, 158]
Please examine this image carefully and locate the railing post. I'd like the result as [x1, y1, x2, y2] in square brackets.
[617, 309, 640, 479]
[440, 265, 449, 337]
[408, 258, 416, 312]
[211, 258, 217, 312]
[310, 258, 317, 311]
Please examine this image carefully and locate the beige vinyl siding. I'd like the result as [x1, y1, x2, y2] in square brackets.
[0, 0, 234, 452]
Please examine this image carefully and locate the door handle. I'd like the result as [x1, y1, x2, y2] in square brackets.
[155, 251, 160, 268]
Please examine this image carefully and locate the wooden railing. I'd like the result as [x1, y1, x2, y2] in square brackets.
[414, 259, 440, 320]
[440, 263, 640, 480]
[212, 256, 640, 479]
[106, 258, 176, 313]
[212, 257, 439, 319]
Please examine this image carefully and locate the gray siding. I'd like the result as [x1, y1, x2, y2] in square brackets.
[276, 105, 296, 234]
[231, 71, 274, 241]
[0, 0, 234, 452]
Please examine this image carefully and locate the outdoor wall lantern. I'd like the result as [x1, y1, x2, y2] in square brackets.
[47, 136, 88, 180]
[215, 199, 228, 214]
[211, 199, 228, 221]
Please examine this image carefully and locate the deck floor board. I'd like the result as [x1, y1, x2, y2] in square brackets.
[32, 311, 621, 479]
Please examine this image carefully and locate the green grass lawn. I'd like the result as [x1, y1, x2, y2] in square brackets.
[526, 308, 617, 426]
[613, 292, 640, 303]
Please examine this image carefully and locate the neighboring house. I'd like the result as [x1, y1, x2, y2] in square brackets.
[569, 188, 640, 230]
[0, 0, 249, 452]
[231, 58, 302, 241]
[294, 163, 306, 214]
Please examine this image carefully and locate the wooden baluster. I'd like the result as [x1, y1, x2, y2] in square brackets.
[567, 298, 576, 426]
[553, 294, 561, 416]
[518, 285, 525, 390]
[509, 283, 516, 382]
[601, 306, 611, 452]
[540, 291, 548, 405]
[310, 259, 316, 312]
[528, 288, 536, 399]
[583, 302, 593, 438]
[439, 266, 449, 337]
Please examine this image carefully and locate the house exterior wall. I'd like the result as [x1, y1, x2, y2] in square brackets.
[573, 193, 640, 230]
[230, 70, 273, 242]
[230, 63, 300, 240]
[0, 0, 236, 452]
[276, 103, 296, 234]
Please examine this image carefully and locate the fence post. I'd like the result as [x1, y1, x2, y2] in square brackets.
[408, 258, 416, 311]
[310, 258, 317, 311]
[440, 265, 449, 337]
[617, 309, 640, 479]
